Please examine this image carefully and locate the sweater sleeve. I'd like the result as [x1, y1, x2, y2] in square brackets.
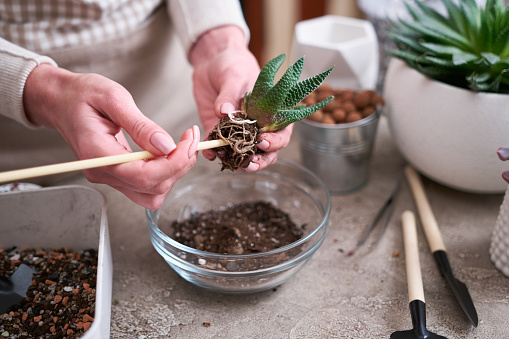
[0, 37, 57, 129]
[167, 0, 250, 57]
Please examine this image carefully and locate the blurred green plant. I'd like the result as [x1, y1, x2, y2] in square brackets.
[386, 0, 509, 93]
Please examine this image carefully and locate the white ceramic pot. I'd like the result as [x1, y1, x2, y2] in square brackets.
[490, 185, 509, 277]
[384, 58, 509, 194]
[291, 15, 379, 90]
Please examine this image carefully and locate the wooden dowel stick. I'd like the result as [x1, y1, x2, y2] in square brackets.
[0, 139, 228, 184]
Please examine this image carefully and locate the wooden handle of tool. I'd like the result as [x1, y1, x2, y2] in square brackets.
[402, 210, 425, 303]
[404, 165, 446, 253]
[0, 139, 227, 184]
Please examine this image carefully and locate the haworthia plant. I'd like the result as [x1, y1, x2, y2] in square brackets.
[242, 54, 334, 132]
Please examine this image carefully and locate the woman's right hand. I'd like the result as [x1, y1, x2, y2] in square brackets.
[23, 63, 200, 209]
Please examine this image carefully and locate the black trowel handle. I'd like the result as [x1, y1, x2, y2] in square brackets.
[402, 210, 425, 303]
[404, 166, 446, 253]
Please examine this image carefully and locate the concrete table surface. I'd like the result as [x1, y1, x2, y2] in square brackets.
[70, 116, 509, 338]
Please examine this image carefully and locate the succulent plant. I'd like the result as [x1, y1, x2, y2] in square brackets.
[209, 53, 333, 171]
[386, 0, 509, 94]
[243, 53, 334, 132]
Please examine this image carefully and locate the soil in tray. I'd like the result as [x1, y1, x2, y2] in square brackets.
[171, 201, 305, 255]
[0, 247, 97, 338]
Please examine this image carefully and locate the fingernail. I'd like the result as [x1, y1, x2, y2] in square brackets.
[151, 132, 176, 155]
[188, 125, 200, 159]
[220, 103, 235, 114]
[244, 162, 259, 172]
[498, 147, 509, 160]
[257, 140, 270, 151]
[503, 171, 509, 183]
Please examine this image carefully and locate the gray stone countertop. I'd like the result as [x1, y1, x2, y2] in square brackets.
[71, 116, 509, 338]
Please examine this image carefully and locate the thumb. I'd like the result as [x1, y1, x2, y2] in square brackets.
[101, 95, 176, 156]
[126, 115, 176, 156]
[214, 83, 246, 118]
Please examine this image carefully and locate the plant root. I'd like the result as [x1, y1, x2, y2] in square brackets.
[208, 111, 259, 171]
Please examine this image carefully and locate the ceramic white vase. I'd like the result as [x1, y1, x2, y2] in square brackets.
[291, 15, 379, 90]
[490, 185, 509, 277]
[384, 58, 509, 194]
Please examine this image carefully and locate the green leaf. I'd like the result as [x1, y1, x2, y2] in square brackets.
[249, 57, 304, 126]
[281, 67, 333, 109]
[440, 0, 470, 35]
[418, 42, 465, 56]
[398, 18, 473, 52]
[386, 47, 423, 63]
[460, 0, 482, 32]
[452, 52, 480, 65]
[467, 71, 502, 91]
[259, 96, 333, 133]
[387, 33, 428, 53]
[481, 52, 501, 65]
[254, 58, 302, 111]
[247, 54, 286, 111]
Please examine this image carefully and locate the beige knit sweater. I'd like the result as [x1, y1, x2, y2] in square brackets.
[0, 0, 249, 129]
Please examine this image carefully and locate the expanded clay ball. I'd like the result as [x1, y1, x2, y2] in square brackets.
[353, 90, 373, 109]
[346, 111, 363, 123]
[304, 85, 384, 125]
[332, 108, 346, 122]
[321, 113, 336, 124]
[307, 109, 324, 122]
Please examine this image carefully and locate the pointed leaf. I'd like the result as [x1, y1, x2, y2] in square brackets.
[259, 97, 333, 133]
[481, 52, 501, 65]
[247, 54, 286, 111]
[452, 52, 480, 65]
[281, 67, 333, 109]
[467, 71, 502, 91]
[420, 42, 468, 56]
[250, 57, 304, 124]
[387, 33, 428, 53]
[399, 18, 473, 51]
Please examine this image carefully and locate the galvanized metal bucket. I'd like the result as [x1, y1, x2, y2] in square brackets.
[297, 111, 380, 194]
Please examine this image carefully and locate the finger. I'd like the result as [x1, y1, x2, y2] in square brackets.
[85, 127, 197, 195]
[115, 130, 132, 152]
[243, 151, 278, 172]
[214, 80, 245, 119]
[256, 125, 294, 152]
[112, 127, 197, 189]
[95, 87, 177, 157]
[110, 184, 169, 210]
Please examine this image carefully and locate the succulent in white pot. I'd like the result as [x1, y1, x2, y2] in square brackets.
[383, 0, 509, 193]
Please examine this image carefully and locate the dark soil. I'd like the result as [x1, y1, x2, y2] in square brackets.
[172, 201, 304, 255]
[208, 111, 259, 171]
[0, 247, 97, 338]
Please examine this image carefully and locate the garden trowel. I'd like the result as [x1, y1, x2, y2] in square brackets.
[0, 264, 35, 314]
[404, 165, 478, 327]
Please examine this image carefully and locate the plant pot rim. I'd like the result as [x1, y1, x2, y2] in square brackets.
[299, 109, 381, 130]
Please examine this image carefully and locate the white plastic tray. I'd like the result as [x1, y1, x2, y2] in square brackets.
[0, 185, 112, 339]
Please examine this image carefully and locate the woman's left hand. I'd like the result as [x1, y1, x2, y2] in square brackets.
[189, 25, 293, 171]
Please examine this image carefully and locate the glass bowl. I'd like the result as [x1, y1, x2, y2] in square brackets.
[146, 158, 331, 294]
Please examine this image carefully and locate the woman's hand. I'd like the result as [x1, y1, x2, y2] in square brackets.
[23, 63, 200, 209]
[189, 25, 293, 172]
